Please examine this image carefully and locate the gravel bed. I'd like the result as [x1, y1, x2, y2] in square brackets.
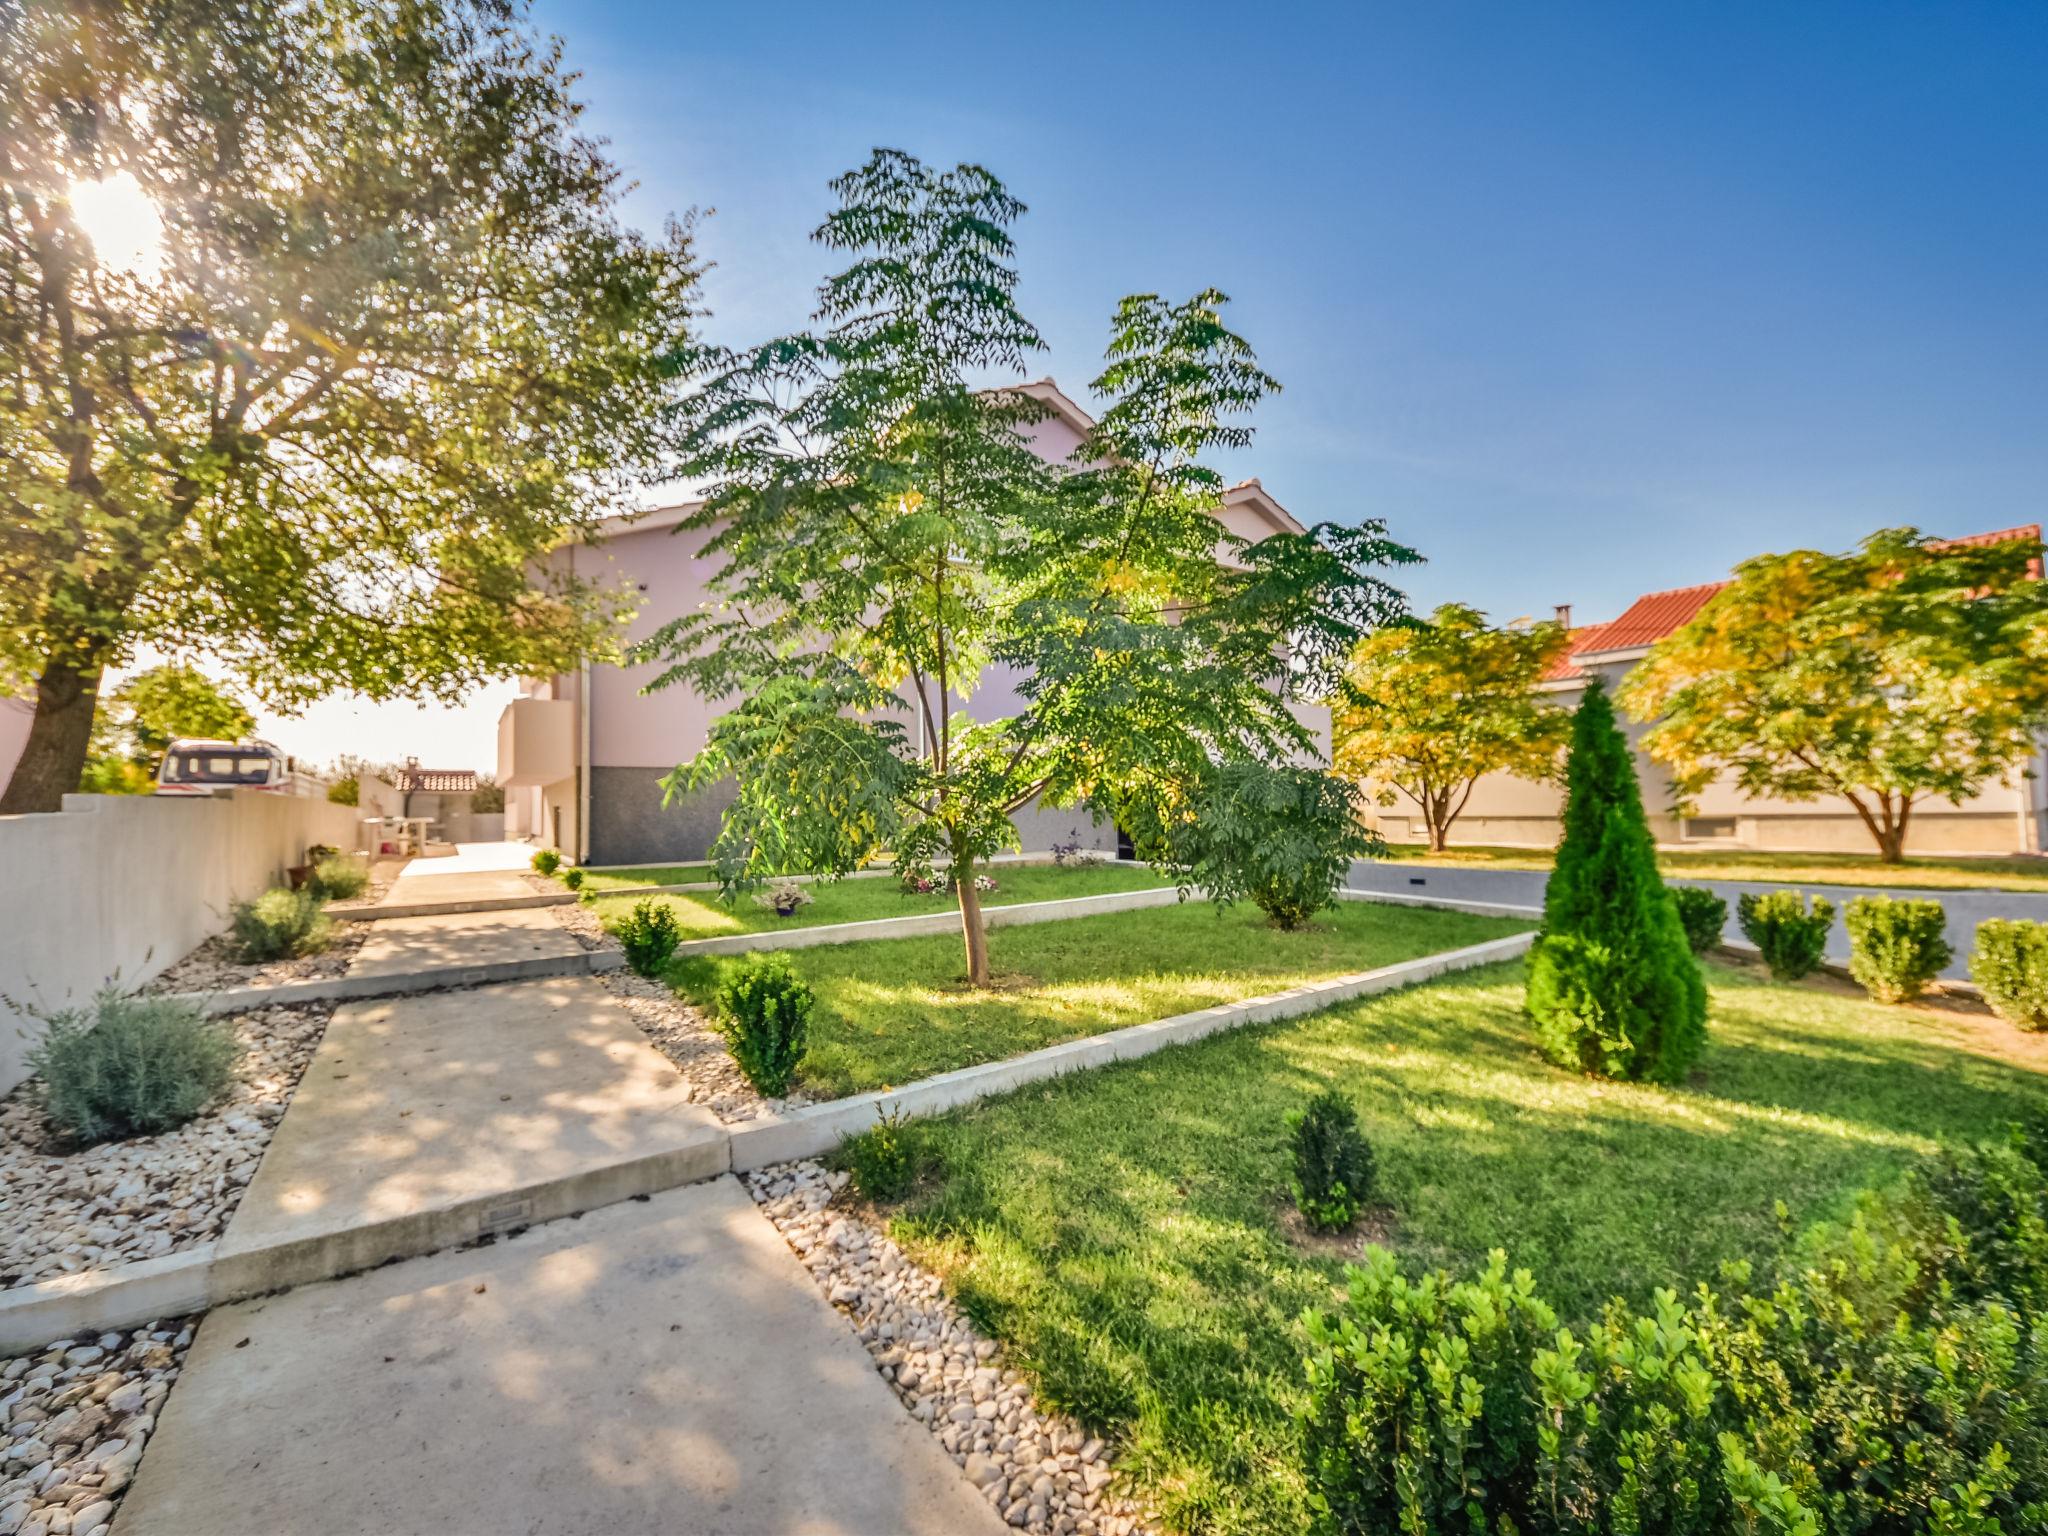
[1, 1003, 332, 1290]
[0, 1319, 194, 1536]
[745, 1162, 1152, 1536]
[145, 923, 367, 995]
[546, 896, 619, 954]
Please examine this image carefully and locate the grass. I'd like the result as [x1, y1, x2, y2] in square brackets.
[573, 862, 715, 892]
[1385, 840, 2048, 892]
[671, 900, 1527, 1098]
[878, 962, 2048, 1535]
[595, 862, 1171, 943]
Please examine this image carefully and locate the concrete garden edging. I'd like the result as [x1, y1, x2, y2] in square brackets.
[166, 949, 612, 1014]
[328, 891, 574, 922]
[585, 850, 1131, 899]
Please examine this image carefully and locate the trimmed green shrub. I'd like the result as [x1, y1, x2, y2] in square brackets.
[530, 848, 560, 875]
[229, 886, 331, 961]
[1973, 918, 2048, 1031]
[837, 1108, 915, 1201]
[1670, 885, 1727, 954]
[1737, 889, 1835, 980]
[563, 866, 585, 891]
[1172, 762, 1380, 930]
[715, 953, 813, 1097]
[1525, 682, 1706, 1083]
[28, 989, 239, 1144]
[1298, 1128, 2048, 1536]
[1285, 1091, 1375, 1232]
[615, 899, 682, 978]
[304, 854, 369, 902]
[1843, 894, 1953, 1003]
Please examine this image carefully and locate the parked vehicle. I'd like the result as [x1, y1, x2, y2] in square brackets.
[153, 738, 321, 798]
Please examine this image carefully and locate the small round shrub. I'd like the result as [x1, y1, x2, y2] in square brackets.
[305, 854, 369, 902]
[615, 898, 683, 978]
[1737, 889, 1834, 980]
[1844, 895, 1953, 1004]
[230, 887, 332, 962]
[29, 989, 239, 1144]
[837, 1108, 916, 1201]
[563, 866, 585, 891]
[1671, 886, 1729, 955]
[715, 953, 813, 1098]
[531, 848, 561, 875]
[1971, 918, 2048, 1031]
[1285, 1089, 1376, 1233]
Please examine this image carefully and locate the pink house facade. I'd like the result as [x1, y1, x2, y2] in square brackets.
[499, 380, 1322, 865]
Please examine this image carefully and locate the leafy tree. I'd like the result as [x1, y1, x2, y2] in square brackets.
[1526, 681, 1706, 1083]
[0, 0, 700, 812]
[1620, 528, 2048, 862]
[469, 775, 505, 814]
[1170, 762, 1380, 930]
[640, 150, 1414, 986]
[1333, 603, 1572, 852]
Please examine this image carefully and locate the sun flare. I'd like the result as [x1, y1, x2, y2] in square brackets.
[66, 170, 165, 278]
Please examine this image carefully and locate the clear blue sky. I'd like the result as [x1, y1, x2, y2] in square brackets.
[535, 0, 2045, 629]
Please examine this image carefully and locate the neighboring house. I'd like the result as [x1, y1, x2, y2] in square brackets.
[0, 696, 31, 804]
[500, 378, 1320, 865]
[390, 763, 504, 844]
[1372, 524, 2048, 856]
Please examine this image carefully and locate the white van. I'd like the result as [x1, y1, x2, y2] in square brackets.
[153, 738, 308, 797]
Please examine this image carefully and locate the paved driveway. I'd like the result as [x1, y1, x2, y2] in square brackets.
[1346, 860, 2048, 981]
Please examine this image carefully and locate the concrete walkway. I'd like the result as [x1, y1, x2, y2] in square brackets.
[116, 1178, 1006, 1536]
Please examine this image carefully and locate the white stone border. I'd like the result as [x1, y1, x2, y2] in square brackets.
[586, 850, 1127, 899]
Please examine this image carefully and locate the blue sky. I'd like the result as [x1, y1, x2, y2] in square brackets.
[535, 0, 2048, 628]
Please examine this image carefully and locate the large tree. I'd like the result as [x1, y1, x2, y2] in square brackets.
[1332, 603, 1571, 852]
[1621, 527, 2048, 862]
[640, 150, 1414, 986]
[0, 0, 699, 811]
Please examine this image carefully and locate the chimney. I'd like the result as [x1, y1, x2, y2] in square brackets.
[1554, 603, 1572, 629]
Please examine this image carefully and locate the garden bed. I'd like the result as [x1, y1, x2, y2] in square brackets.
[864, 960, 2048, 1535]
[671, 900, 1530, 1100]
[145, 924, 368, 994]
[0, 1002, 333, 1290]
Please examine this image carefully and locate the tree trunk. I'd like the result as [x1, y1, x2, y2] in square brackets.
[0, 655, 104, 815]
[955, 854, 991, 988]
[1428, 820, 1449, 854]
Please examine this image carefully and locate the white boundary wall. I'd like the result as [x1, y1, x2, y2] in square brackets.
[0, 790, 364, 1094]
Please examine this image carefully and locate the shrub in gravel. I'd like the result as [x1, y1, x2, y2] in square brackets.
[563, 866, 585, 891]
[1286, 1090, 1375, 1232]
[1844, 895, 1953, 1003]
[531, 848, 560, 875]
[1670, 886, 1728, 955]
[616, 898, 683, 978]
[838, 1108, 915, 1200]
[1737, 889, 1834, 980]
[229, 886, 332, 962]
[715, 953, 813, 1097]
[305, 854, 369, 901]
[1972, 918, 2048, 1031]
[29, 988, 239, 1144]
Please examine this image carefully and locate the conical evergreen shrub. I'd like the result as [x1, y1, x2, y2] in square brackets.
[1525, 681, 1707, 1082]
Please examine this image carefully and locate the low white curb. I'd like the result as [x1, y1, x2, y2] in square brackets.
[1339, 887, 1545, 921]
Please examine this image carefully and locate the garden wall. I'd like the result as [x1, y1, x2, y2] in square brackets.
[0, 789, 363, 1095]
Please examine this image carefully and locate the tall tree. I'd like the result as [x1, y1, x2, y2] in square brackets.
[0, 0, 699, 811]
[640, 150, 1414, 986]
[1332, 603, 1572, 852]
[1621, 528, 2048, 862]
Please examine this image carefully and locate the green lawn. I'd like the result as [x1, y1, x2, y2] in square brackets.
[1384, 840, 2048, 892]
[574, 862, 715, 892]
[671, 900, 1527, 1098]
[879, 963, 2048, 1535]
[599, 862, 1171, 948]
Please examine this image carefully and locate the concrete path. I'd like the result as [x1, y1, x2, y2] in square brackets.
[115, 1178, 1006, 1536]
[378, 839, 542, 906]
[1348, 859, 2048, 979]
[217, 975, 724, 1289]
[347, 905, 586, 977]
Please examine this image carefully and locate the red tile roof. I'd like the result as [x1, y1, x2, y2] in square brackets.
[396, 768, 479, 794]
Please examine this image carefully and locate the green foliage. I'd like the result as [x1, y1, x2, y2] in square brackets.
[1671, 885, 1729, 954]
[1298, 1127, 2048, 1536]
[1334, 603, 1573, 851]
[837, 1108, 916, 1202]
[229, 887, 331, 962]
[304, 855, 369, 902]
[468, 775, 505, 814]
[614, 899, 682, 978]
[77, 755, 153, 795]
[1972, 918, 2048, 1031]
[1844, 894, 1953, 1002]
[530, 849, 561, 876]
[1623, 527, 2048, 862]
[326, 776, 360, 807]
[715, 954, 814, 1098]
[0, 0, 700, 812]
[1172, 763, 1380, 930]
[1284, 1091, 1375, 1232]
[637, 149, 1414, 983]
[78, 664, 254, 793]
[563, 867, 585, 891]
[1525, 683, 1706, 1082]
[28, 989, 239, 1144]
[1738, 890, 1835, 980]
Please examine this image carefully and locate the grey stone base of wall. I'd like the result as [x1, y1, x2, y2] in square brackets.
[587, 768, 736, 866]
